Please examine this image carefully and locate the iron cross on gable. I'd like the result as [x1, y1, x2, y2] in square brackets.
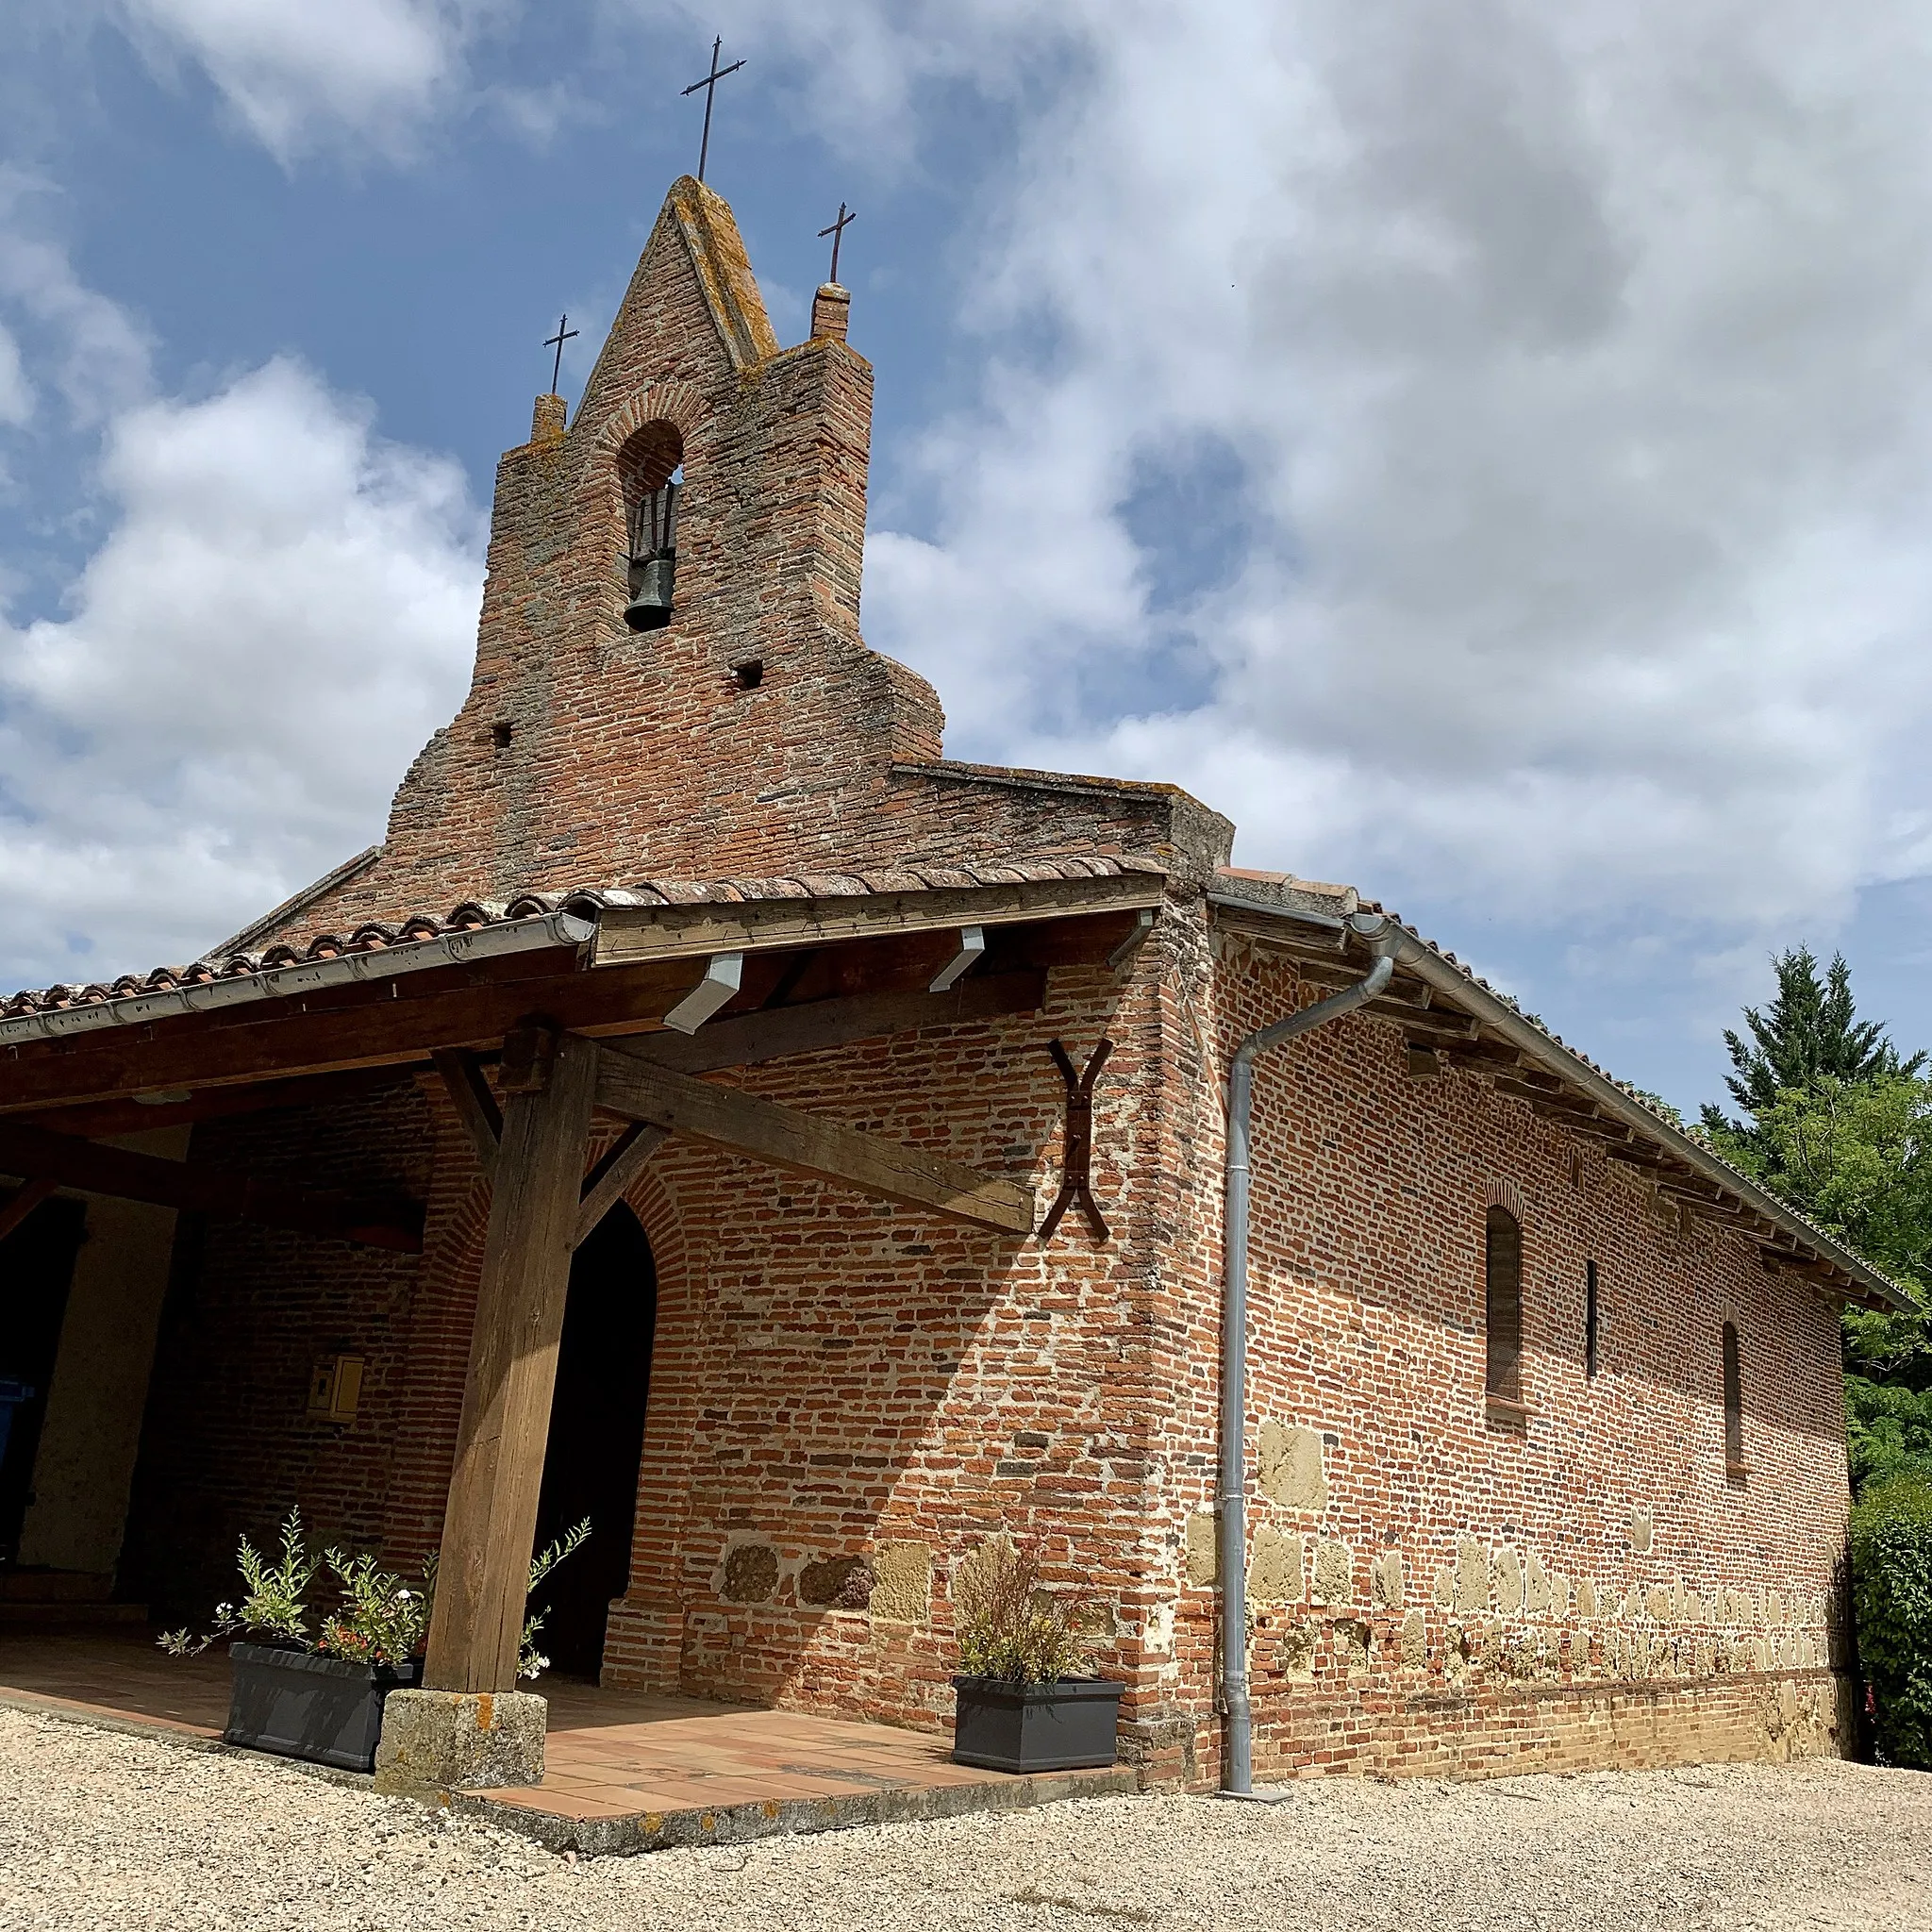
[1039, 1038, 1113, 1243]
[818, 202, 857, 285]
[682, 37, 745, 184]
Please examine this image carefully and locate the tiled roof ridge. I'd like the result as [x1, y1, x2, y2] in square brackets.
[0, 852, 1167, 1021]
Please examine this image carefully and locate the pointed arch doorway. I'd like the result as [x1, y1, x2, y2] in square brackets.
[528, 1202, 657, 1680]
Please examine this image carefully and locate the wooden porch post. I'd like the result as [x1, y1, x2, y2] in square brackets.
[424, 1027, 596, 1693]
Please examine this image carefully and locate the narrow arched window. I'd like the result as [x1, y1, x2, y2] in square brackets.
[1485, 1205, 1524, 1407]
[1722, 1321, 1745, 1472]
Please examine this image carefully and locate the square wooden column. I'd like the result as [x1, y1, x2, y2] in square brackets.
[425, 1029, 597, 1693]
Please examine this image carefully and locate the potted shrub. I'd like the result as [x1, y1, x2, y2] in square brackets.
[950, 1535, 1124, 1774]
[160, 1511, 587, 1775]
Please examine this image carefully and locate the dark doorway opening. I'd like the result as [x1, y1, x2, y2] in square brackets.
[528, 1203, 657, 1680]
[0, 1196, 86, 1565]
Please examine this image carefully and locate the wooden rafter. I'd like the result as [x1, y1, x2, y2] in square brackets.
[0, 1177, 55, 1243]
[431, 1049, 502, 1179]
[573, 1122, 668, 1247]
[0, 923, 1091, 1119]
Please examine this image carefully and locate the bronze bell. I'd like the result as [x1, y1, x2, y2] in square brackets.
[624, 552, 675, 632]
[624, 478, 680, 633]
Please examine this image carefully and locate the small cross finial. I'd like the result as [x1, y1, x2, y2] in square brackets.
[817, 202, 857, 286]
[543, 314, 578, 394]
[681, 36, 745, 184]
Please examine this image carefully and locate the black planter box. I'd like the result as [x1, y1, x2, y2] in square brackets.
[225, 1642, 424, 1774]
[951, 1674, 1124, 1773]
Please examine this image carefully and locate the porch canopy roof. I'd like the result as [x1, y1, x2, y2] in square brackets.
[0, 855, 1167, 1251]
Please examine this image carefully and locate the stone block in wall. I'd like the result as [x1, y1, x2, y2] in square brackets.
[1185, 1510, 1218, 1587]
[1397, 1607, 1426, 1666]
[870, 1541, 932, 1624]
[1453, 1536, 1488, 1614]
[1629, 1507, 1654, 1554]
[1525, 1551, 1551, 1616]
[1277, 1623, 1316, 1679]
[1491, 1545, 1524, 1615]
[1310, 1540, 1353, 1606]
[1257, 1421, 1326, 1514]
[1370, 1549, 1404, 1610]
[1248, 1524, 1302, 1603]
[799, 1554, 876, 1608]
[720, 1542, 779, 1604]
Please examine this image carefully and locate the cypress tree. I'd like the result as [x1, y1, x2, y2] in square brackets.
[1699, 948, 1922, 1141]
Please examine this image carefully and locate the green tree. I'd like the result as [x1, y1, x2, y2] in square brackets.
[1700, 948, 1922, 1152]
[1712, 1075, 1932, 1393]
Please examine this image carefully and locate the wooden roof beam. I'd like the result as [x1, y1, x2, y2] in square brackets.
[594, 1047, 1033, 1236]
[0, 1119, 423, 1251]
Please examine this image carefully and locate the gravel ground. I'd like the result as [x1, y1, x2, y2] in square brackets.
[0, 1706, 1927, 1931]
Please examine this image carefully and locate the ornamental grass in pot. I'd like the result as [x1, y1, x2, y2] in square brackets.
[951, 1536, 1124, 1774]
[159, 1511, 587, 1774]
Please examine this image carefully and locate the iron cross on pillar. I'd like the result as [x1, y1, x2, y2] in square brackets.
[818, 202, 857, 285]
[682, 37, 745, 184]
[542, 314, 577, 395]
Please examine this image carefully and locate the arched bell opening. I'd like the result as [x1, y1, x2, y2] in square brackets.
[616, 421, 684, 634]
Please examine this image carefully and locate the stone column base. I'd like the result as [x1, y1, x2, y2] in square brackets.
[374, 1690, 547, 1794]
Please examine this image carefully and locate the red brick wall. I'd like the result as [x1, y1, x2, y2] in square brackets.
[1129, 924, 1855, 1784]
[131, 906, 1855, 1785]
[125, 1078, 434, 1623]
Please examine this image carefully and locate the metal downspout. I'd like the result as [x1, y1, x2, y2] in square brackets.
[1220, 912, 1398, 1795]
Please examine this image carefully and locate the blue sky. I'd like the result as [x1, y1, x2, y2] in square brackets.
[6, 1, 1932, 1122]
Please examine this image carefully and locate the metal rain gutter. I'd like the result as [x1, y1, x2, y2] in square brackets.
[0, 911, 596, 1050]
[1217, 898, 1907, 1313]
[1218, 910, 1399, 1797]
[1377, 935, 1907, 1312]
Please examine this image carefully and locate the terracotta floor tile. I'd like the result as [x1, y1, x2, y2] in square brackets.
[0, 1628, 1023, 1825]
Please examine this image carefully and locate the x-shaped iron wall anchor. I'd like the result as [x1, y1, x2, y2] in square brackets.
[1040, 1037, 1113, 1242]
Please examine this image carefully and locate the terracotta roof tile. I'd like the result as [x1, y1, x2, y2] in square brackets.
[0, 851, 1168, 1029]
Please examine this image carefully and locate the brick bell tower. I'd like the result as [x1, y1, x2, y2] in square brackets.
[308, 176, 947, 926]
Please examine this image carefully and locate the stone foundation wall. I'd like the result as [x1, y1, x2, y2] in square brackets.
[1231, 1666, 1853, 1786]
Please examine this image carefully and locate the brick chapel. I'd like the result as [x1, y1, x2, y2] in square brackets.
[0, 175, 1898, 1789]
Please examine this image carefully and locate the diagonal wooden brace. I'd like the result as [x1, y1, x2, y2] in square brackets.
[1039, 1037, 1112, 1242]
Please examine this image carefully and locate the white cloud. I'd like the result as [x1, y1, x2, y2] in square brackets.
[0, 325, 29, 427]
[0, 357, 482, 989]
[631, 0, 1932, 949]
[110, 0, 492, 159]
[0, 170, 152, 422]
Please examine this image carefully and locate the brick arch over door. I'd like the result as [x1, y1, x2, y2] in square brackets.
[607, 1158, 703, 1655]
